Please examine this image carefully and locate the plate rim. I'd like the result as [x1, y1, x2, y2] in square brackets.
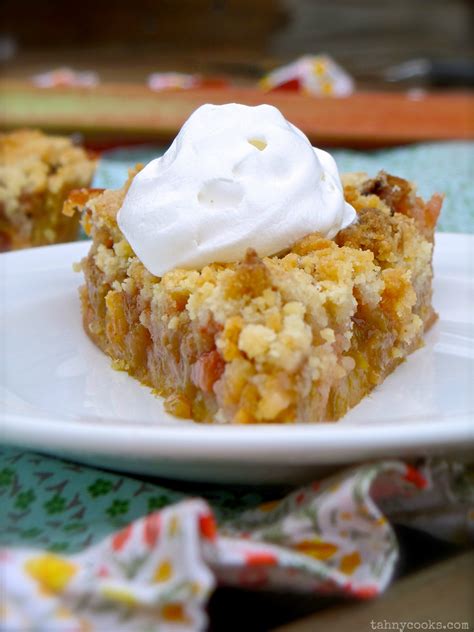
[3, 411, 473, 465]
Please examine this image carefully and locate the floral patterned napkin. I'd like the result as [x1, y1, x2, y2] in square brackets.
[1, 448, 473, 631]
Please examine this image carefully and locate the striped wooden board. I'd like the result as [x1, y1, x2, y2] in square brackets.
[1, 80, 472, 148]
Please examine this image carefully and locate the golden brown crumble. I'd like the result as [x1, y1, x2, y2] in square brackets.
[70, 167, 441, 424]
[0, 129, 96, 251]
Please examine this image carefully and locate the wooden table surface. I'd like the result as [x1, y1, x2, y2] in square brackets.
[277, 551, 473, 632]
[1, 80, 473, 148]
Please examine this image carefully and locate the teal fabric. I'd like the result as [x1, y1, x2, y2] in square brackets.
[0, 447, 267, 553]
[93, 141, 474, 234]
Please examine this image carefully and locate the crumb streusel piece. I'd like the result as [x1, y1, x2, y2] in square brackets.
[69, 169, 442, 424]
[0, 129, 96, 251]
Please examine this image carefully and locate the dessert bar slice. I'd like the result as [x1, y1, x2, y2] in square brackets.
[0, 129, 96, 251]
[70, 169, 442, 424]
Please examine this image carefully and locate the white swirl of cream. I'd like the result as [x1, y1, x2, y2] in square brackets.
[118, 103, 356, 276]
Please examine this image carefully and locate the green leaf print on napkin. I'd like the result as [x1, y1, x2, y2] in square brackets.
[0, 448, 185, 553]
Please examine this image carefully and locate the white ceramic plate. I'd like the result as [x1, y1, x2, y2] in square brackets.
[1, 234, 473, 483]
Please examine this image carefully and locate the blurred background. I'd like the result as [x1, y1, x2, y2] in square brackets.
[0, 0, 472, 149]
[0, 7, 472, 627]
[1, 0, 473, 87]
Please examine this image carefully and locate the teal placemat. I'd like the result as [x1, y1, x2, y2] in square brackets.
[0, 447, 267, 554]
[93, 141, 474, 234]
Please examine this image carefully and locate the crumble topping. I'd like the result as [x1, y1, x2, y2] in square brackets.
[0, 129, 96, 250]
[72, 167, 441, 424]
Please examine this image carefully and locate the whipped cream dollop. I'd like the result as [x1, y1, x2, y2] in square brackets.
[118, 103, 356, 276]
